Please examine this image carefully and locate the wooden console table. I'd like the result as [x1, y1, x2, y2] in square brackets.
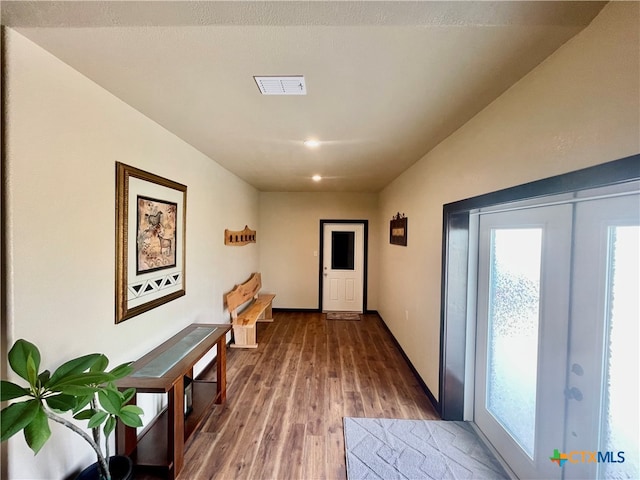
[116, 323, 231, 479]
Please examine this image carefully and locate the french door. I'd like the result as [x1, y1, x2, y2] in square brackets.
[474, 184, 639, 479]
[475, 204, 572, 479]
[564, 193, 639, 479]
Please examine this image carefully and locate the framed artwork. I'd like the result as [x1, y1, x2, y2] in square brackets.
[390, 212, 408, 246]
[115, 162, 187, 323]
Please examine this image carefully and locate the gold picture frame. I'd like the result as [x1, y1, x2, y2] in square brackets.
[115, 162, 187, 323]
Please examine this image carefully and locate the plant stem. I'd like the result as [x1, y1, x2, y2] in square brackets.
[90, 396, 102, 465]
[44, 409, 111, 480]
[105, 424, 110, 464]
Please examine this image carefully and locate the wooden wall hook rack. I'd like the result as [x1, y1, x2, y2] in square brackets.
[225, 225, 256, 246]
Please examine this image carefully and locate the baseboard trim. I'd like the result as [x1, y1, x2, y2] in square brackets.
[374, 312, 441, 416]
[273, 308, 379, 315]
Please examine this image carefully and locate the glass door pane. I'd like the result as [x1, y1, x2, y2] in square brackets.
[487, 228, 542, 457]
[600, 225, 639, 479]
[331, 231, 355, 270]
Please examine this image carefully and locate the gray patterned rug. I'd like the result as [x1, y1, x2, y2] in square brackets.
[343, 418, 510, 480]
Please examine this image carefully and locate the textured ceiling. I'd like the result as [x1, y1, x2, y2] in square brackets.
[2, 1, 606, 192]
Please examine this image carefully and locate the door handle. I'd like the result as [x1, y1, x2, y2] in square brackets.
[571, 363, 584, 376]
[565, 387, 583, 401]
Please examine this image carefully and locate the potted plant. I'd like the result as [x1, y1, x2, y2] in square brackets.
[1, 339, 144, 480]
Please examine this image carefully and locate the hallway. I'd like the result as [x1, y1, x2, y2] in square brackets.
[168, 312, 438, 479]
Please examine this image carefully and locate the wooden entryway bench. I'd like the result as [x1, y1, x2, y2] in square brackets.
[225, 272, 276, 349]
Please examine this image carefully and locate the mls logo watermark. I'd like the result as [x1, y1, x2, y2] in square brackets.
[550, 449, 625, 467]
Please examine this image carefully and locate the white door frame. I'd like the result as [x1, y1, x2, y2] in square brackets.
[319, 220, 368, 312]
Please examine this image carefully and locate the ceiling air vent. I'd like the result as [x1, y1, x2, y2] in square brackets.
[254, 76, 306, 95]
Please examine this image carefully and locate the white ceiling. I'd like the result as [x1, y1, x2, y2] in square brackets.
[2, 1, 606, 192]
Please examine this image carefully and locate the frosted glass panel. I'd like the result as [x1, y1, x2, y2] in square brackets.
[601, 226, 639, 479]
[487, 228, 542, 458]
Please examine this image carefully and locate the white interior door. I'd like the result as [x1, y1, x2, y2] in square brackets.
[322, 223, 364, 312]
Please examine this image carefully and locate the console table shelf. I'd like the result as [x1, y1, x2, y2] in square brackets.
[116, 323, 231, 479]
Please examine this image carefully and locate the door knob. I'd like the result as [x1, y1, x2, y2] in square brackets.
[565, 387, 583, 401]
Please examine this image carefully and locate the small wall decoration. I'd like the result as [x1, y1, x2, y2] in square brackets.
[115, 162, 187, 323]
[390, 212, 408, 246]
[225, 225, 256, 246]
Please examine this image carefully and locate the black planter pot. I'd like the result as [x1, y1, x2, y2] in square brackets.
[75, 456, 133, 480]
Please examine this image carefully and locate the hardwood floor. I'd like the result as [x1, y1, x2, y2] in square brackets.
[139, 311, 439, 480]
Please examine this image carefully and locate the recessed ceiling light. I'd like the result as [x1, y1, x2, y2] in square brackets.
[304, 139, 321, 148]
[312, 175, 322, 182]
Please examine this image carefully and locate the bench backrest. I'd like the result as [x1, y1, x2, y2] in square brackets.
[226, 272, 262, 317]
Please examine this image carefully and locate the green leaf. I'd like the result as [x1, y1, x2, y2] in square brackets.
[57, 385, 100, 396]
[98, 389, 123, 415]
[0, 381, 30, 401]
[117, 408, 143, 428]
[108, 362, 133, 380]
[121, 388, 136, 405]
[8, 340, 41, 384]
[87, 411, 108, 429]
[26, 355, 38, 387]
[0, 400, 40, 442]
[45, 394, 77, 412]
[103, 416, 116, 438]
[23, 404, 50, 454]
[49, 372, 113, 391]
[120, 404, 144, 416]
[72, 394, 94, 414]
[49, 354, 104, 386]
[89, 355, 109, 373]
[37, 370, 51, 387]
[73, 409, 97, 421]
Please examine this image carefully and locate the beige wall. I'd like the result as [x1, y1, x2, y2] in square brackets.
[258, 192, 379, 310]
[4, 29, 259, 479]
[378, 1, 640, 402]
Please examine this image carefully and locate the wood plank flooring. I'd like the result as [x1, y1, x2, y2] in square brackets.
[138, 311, 439, 480]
